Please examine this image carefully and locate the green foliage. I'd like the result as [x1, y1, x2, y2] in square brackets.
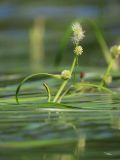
[16, 73, 61, 104]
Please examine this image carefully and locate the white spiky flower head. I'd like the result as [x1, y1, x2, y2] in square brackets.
[74, 45, 83, 56]
[72, 22, 85, 45]
[110, 45, 120, 58]
[61, 70, 71, 80]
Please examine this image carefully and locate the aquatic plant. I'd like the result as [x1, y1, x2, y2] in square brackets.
[75, 44, 120, 93]
[53, 22, 85, 102]
[55, 20, 120, 71]
[100, 44, 120, 88]
[15, 22, 113, 104]
[16, 22, 85, 104]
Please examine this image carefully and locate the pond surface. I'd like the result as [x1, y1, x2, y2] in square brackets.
[0, 72, 120, 160]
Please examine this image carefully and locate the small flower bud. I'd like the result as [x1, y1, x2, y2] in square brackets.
[61, 70, 71, 80]
[104, 76, 112, 85]
[110, 45, 120, 58]
[74, 46, 83, 56]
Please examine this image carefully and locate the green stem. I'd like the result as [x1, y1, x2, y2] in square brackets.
[93, 22, 112, 65]
[16, 73, 61, 104]
[43, 83, 51, 102]
[105, 58, 114, 76]
[70, 56, 78, 73]
[53, 56, 77, 103]
[57, 85, 72, 103]
[91, 21, 117, 70]
[77, 82, 113, 93]
[53, 80, 68, 102]
[99, 58, 114, 88]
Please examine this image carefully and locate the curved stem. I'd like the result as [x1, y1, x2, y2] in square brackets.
[16, 73, 61, 104]
[43, 83, 51, 102]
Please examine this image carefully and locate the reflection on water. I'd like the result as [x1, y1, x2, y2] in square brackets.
[0, 96, 120, 159]
[0, 73, 120, 160]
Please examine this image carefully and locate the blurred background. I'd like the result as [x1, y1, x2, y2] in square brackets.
[0, 0, 120, 73]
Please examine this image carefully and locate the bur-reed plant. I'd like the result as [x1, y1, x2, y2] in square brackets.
[16, 22, 84, 104]
[16, 22, 116, 104]
[99, 44, 120, 89]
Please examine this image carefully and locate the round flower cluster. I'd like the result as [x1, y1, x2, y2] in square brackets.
[74, 46, 83, 56]
[72, 22, 84, 56]
[110, 45, 120, 58]
[61, 70, 71, 80]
